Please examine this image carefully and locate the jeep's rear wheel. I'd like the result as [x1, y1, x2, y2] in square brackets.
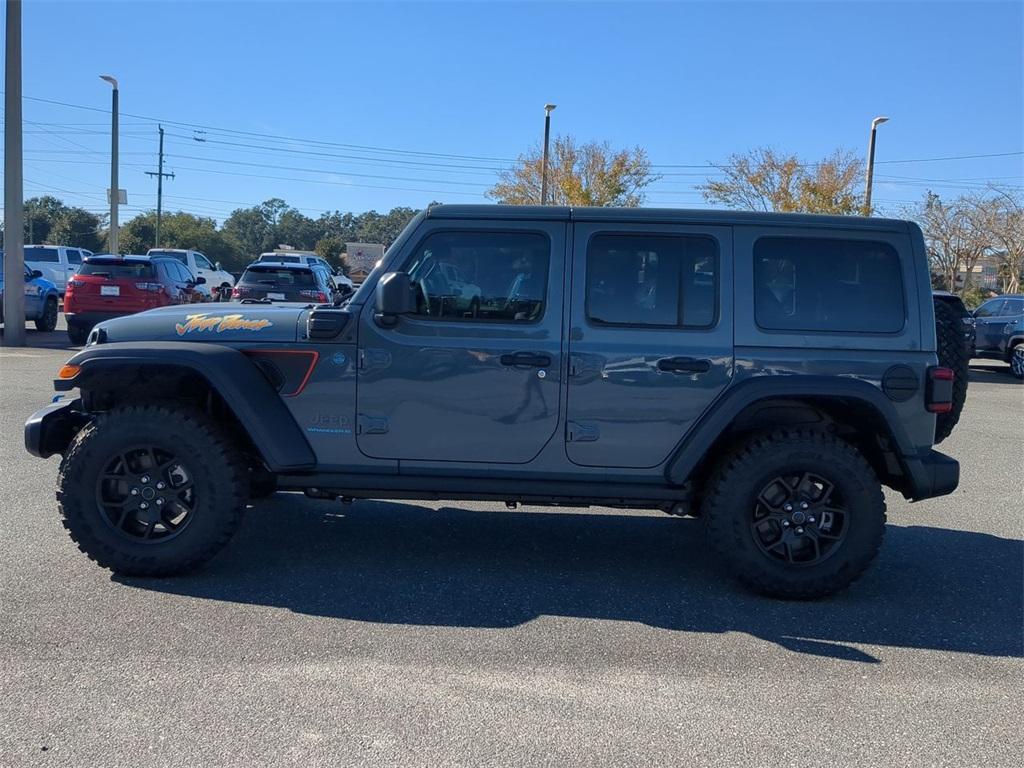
[933, 298, 969, 443]
[702, 430, 886, 599]
[57, 404, 247, 576]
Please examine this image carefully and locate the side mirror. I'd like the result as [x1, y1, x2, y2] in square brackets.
[195, 276, 207, 285]
[375, 272, 415, 326]
[29, 269, 43, 280]
[214, 262, 222, 271]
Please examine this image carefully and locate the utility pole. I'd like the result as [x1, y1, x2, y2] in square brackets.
[864, 115, 889, 216]
[145, 125, 174, 248]
[4, 0, 26, 347]
[540, 103, 556, 205]
[100, 75, 119, 253]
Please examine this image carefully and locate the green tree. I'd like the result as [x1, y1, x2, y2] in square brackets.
[488, 137, 657, 207]
[699, 148, 864, 215]
[120, 210, 242, 269]
[221, 207, 270, 259]
[24, 196, 67, 243]
[50, 208, 103, 252]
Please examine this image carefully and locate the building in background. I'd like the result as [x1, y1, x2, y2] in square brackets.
[345, 242, 386, 283]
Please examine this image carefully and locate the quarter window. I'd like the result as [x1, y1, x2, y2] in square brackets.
[402, 231, 550, 322]
[753, 237, 905, 333]
[586, 234, 718, 328]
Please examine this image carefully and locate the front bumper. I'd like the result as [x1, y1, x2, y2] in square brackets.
[24, 399, 89, 458]
[902, 449, 960, 501]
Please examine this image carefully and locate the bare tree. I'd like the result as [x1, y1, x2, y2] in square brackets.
[488, 136, 657, 207]
[699, 148, 865, 215]
[917, 191, 1004, 293]
[987, 185, 1024, 293]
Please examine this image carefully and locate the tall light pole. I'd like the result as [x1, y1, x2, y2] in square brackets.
[4, 0, 26, 346]
[100, 74, 119, 253]
[540, 103, 556, 205]
[864, 115, 889, 216]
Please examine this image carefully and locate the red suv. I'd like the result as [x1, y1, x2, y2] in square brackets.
[64, 255, 204, 344]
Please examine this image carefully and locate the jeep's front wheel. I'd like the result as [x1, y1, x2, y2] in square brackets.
[57, 404, 247, 576]
[702, 430, 886, 599]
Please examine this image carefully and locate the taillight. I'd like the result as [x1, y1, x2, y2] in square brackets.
[926, 366, 954, 413]
[135, 282, 164, 292]
[299, 289, 327, 302]
[68, 280, 84, 289]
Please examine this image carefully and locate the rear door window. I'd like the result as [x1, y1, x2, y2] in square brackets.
[998, 298, 1024, 316]
[25, 247, 60, 263]
[66, 249, 83, 265]
[753, 237, 905, 333]
[586, 233, 718, 328]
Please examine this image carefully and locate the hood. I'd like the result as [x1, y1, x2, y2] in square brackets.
[92, 302, 310, 344]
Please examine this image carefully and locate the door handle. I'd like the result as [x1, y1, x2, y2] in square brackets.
[657, 356, 712, 374]
[500, 351, 552, 368]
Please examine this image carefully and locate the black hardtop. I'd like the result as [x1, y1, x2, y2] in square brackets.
[425, 204, 911, 233]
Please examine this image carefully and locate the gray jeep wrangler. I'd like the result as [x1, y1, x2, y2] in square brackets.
[25, 205, 961, 598]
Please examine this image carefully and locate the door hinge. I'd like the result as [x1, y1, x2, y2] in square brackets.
[566, 421, 599, 442]
[356, 414, 389, 435]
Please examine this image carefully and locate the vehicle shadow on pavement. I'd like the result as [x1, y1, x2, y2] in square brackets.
[968, 362, 1021, 385]
[118, 498, 1024, 663]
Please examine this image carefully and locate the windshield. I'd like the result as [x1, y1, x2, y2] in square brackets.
[240, 266, 316, 286]
[147, 250, 188, 264]
[25, 246, 60, 263]
[79, 260, 156, 278]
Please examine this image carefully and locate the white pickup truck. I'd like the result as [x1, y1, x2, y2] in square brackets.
[24, 245, 93, 296]
[146, 248, 235, 300]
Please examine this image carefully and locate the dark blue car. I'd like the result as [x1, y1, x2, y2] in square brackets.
[0, 253, 62, 331]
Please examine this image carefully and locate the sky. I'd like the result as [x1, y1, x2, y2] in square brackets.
[1, 0, 1022, 224]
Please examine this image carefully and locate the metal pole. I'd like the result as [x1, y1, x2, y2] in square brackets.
[540, 103, 556, 205]
[109, 84, 119, 253]
[156, 125, 164, 247]
[864, 127, 878, 216]
[864, 116, 889, 216]
[4, 0, 26, 347]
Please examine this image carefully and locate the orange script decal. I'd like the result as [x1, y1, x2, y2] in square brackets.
[174, 313, 273, 336]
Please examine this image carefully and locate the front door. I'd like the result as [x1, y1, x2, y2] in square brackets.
[356, 220, 566, 464]
[566, 224, 734, 468]
[974, 298, 1007, 350]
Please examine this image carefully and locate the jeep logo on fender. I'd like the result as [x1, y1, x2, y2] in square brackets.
[174, 313, 273, 336]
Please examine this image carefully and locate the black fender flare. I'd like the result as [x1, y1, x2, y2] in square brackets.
[52, 341, 316, 471]
[664, 375, 919, 486]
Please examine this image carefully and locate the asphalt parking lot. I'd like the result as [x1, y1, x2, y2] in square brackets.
[1, 319, 1022, 767]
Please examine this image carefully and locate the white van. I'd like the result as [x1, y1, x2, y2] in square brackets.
[24, 245, 93, 295]
[146, 249, 235, 300]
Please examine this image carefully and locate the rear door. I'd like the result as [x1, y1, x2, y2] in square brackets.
[565, 223, 733, 468]
[356, 220, 565, 463]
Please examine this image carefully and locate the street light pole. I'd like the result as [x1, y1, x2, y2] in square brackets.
[3, 0, 26, 347]
[864, 115, 889, 216]
[100, 75, 119, 253]
[540, 103, 556, 205]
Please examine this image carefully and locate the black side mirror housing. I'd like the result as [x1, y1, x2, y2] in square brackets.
[195, 276, 207, 285]
[375, 272, 415, 326]
[28, 269, 43, 280]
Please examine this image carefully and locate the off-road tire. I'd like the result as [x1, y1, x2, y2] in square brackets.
[1010, 343, 1024, 380]
[57, 403, 247, 576]
[702, 429, 886, 599]
[67, 323, 89, 345]
[933, 298, 969, 443]
[35, 297, 59, 332]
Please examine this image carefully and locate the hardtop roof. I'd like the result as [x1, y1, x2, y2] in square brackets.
[424, 204, 910, 232]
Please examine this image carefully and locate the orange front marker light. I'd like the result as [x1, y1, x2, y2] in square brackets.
[57, 364, 81, 380]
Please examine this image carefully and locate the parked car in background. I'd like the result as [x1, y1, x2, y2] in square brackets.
[24, 244, 93, 295]
[0, 254, 61, 331]
[64, 255, 204, 344]
[145, 248, 234, 300]
[256, 252, 354, 294]
[973, 295, 1023, 354]
[231, 261, 335, 303]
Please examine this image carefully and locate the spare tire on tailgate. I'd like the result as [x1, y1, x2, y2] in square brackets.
[933, 296, 969, 443]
